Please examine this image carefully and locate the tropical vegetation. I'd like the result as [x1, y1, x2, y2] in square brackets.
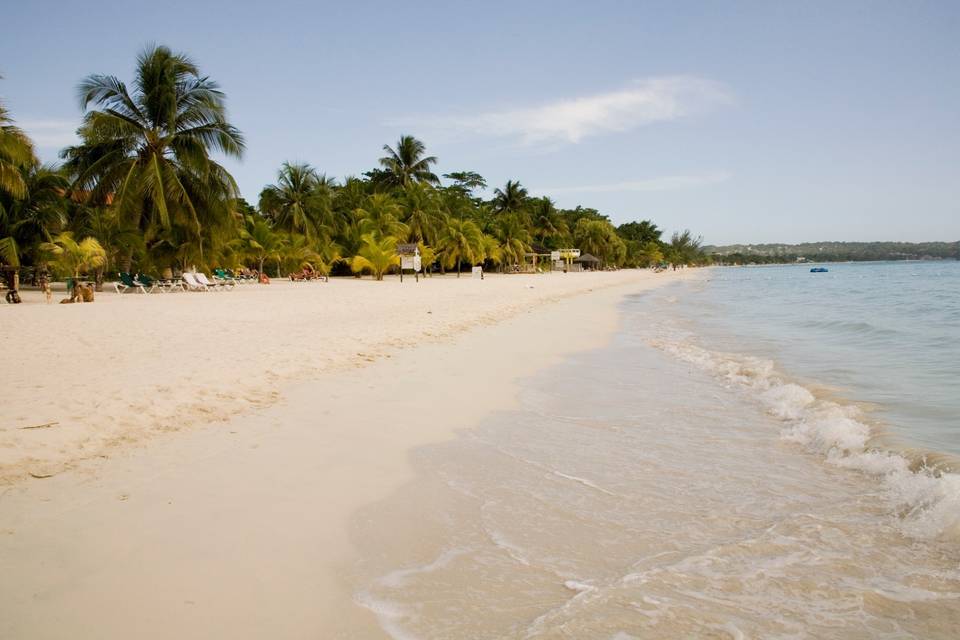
[0, 44, 713, 293]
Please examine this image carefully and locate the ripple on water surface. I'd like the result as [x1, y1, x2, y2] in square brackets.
[349, 268, 960, 638]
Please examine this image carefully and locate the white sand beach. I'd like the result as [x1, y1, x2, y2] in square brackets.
[0, 269, 688, 639]
[1, 271, 682, 485]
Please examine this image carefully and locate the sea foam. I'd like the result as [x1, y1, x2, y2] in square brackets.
[653, 336, 960, 541]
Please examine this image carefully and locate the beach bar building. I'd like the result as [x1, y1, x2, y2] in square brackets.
[575, 253, 601, 271]
[551, 249, 582, 272]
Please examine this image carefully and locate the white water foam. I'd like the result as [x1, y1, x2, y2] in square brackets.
[353, 590, 420, 640]
[652, 336, 960, 541]
[551, 471, 620, 496]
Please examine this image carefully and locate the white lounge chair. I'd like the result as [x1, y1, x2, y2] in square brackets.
[181, 272, 210, 291]
[195, 272, 232, 290]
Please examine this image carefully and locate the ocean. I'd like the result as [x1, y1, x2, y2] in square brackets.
[350, 262, 960, 639]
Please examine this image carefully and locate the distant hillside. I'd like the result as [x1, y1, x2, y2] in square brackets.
[703, 241, 959, 264]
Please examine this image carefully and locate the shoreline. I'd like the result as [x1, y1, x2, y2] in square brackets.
[1, 270, 689, 486]
[0, 269, 691, 639]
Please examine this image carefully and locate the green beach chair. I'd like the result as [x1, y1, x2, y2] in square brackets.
[114, 272, 147, 294]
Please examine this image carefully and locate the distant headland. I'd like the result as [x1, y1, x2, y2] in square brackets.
[705, 241, 960, 265]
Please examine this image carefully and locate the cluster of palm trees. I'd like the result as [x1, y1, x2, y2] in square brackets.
[0, 45, 709, 289]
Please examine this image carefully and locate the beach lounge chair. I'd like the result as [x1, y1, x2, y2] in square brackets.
[196, 272, 232, 290]
[159, 274, 186, 292]
[212, 268, 238, 287]
[114, 272, 147, 294]
[181, 272, 210, 291]
[228, 268, 253, 284]
[138, 273, 181, 293]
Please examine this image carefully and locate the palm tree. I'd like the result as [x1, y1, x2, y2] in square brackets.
[439, 218, 484, 277]
[62, 45, 245, 265]
[378, 135, 439, 187]
[417, 242, 438, 276]
[529, 196, 568, 248]
[401, 182, 445, 246]
[0, 99, 36, 268]
[574, 218, 617, 266]
[355, 193, 408, 239]
[238, 215, 285, 276]
[636, 241, 664, 267]
[0, 99, 34, 199]
[39, 232, 107, 286]
[281, 233, 330, 277]
[70, 205, 146, 287]
[6, 164, 69, 246]
[481, 233, 503, 271]
[259, 162, 334, 242]
[350, 233, 399, 280]
[492, 180, 528, 214]
[493, 214, 532, 271]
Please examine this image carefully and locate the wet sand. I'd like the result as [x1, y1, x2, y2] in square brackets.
[0, 270, 689, 639]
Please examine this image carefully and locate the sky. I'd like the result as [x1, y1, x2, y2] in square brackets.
[2, 0, 958, 245]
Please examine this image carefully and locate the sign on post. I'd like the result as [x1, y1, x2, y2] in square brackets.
[397, 243, 421, 282]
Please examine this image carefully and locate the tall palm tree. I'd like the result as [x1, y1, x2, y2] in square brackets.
[378, 135, 439, 187]
[440, 217, 484, 277]
[62, 45, 245, 264]
[350, 233, 399, 280]
[492, 180, 528, 214]
[259, 162, 334, 242]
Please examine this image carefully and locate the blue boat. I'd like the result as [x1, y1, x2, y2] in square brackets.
[810, 267, 829, 273]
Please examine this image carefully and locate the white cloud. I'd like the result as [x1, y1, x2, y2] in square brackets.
[19, 119, 79, 149]
[388, 76, 732, 146]
[533, 172, 732, 195]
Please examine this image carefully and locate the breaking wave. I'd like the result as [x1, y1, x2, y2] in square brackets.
[652, 337, 960, 541]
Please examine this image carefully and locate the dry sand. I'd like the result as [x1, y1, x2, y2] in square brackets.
[0, 269, 690, 639]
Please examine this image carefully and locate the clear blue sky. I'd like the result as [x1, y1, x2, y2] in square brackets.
[2, 0, 958, 245]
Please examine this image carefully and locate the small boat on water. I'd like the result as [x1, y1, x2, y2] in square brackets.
[810, 267, 829, 273]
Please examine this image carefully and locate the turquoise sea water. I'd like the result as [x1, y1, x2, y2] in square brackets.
[671, 261, 960, 457]
[352, 268, 960, 638]
[352, 262, 960, 640]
